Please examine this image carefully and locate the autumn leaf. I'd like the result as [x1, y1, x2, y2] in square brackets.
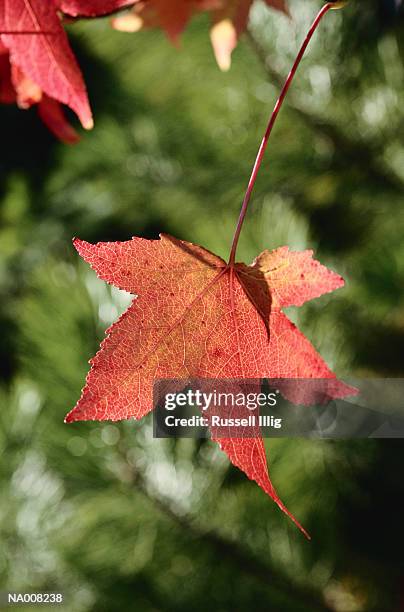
[112, 0, 288, 70]
[65, 234, 353, 535]
[0, 0, 288, 138]
[0, 0, 93, 129]
[112, 1, 219, 43]
[0, 0, 136, 141]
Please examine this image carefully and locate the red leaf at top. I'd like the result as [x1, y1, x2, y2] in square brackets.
[66, 234, 353, 535]
[112, 0, 288, 69]
[112, 0, 221, 44]
[0, 0, 93, 129]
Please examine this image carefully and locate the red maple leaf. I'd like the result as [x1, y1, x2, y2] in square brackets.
[0, 0, 93, 127]
[112, 0, 288, 70]
[66, 3, 350, 536]
[0, 0, 129, 140]
[66, 236, 352, 536]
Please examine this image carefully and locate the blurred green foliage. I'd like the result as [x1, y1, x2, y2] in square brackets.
[1, 1, 404, 610]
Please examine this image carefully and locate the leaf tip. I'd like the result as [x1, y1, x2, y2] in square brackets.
[210, 19, 237, 72]
[83, 116, 94, 130]
[65, 398, 88, 424]
[72, 237, 90, 258]
[64, 410, 75, 423]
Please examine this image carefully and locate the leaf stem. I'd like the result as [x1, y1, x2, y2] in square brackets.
[228, 2, 334, 266]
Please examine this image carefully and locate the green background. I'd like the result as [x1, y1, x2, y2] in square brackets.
[1, 1, 404, 610]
